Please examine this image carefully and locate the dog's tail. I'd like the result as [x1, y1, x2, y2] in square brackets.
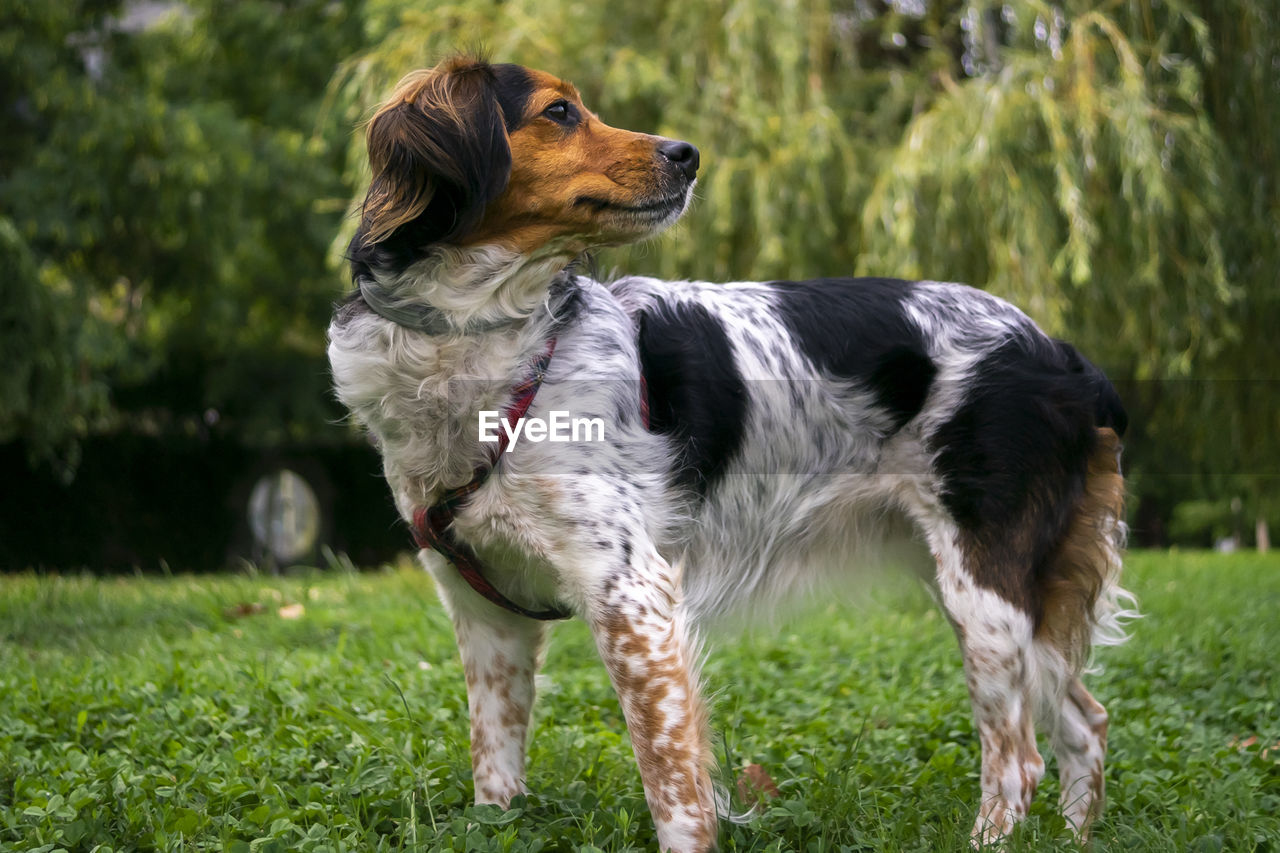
[1030, 425, 1137, 719]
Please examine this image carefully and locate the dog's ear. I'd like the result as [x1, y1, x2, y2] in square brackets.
[359, 60, 512, 247]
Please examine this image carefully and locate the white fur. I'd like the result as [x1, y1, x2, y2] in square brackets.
[329, 253, 1133, 851]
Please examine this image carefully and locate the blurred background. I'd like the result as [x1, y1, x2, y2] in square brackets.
[1, 0, 1275, 572]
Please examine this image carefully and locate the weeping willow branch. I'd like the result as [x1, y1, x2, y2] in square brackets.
[862, 3, 1234, 380]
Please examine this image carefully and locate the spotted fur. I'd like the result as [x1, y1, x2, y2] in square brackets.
[327, 56, 1136, 852]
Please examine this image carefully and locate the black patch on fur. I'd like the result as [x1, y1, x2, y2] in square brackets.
[490, 64, 535, 132]
[637, 302, 748, 496]
[544, 273, 586, 335]
[771, 278, 937, 433]
[348, 61, 521, 279]
[1055, 338, 1129, 437]
[868, 346, 938, 432]
[931, 335, 1126, 612]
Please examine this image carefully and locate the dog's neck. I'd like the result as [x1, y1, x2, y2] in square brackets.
[329, 243, 582, 511]
[360, 243, 577, 334]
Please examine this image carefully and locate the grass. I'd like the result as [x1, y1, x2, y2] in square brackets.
[1, 550, 1277, 852]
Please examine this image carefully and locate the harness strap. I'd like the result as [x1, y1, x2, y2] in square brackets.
[412, 504, 571, 620]
[411, 339, 573, 621]
[639, 375, 650, 431]
[411, 340, 654, 622]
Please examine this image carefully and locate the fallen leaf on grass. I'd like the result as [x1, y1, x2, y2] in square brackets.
[277, 603, 305, 620]
[1230, 734, 1280, 761]
[737, 763, 780, 805]
[223, 602, 265, 620]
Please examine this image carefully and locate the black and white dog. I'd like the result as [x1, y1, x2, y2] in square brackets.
[327, 56, 1134, 852]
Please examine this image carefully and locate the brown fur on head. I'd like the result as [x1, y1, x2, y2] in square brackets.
[355, 56, 699, 260]
[359, 57, 514, 248]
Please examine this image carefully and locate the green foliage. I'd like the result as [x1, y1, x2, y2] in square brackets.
[1140, 0, 1280, 522]
[862, 2, 1230, 379]
[1, 0, 368, 466]
[1, 551, 1277, 850]
[0, 218, 100, 477]
[1169, 499, 1236, 545]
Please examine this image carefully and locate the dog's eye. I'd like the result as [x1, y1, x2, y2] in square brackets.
[543, 100, 577, 126]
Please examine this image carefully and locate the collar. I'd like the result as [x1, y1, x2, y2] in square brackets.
[357, 274, 578, 336]
[410, 338, 572, 621]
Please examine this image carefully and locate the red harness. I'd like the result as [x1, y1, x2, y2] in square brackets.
[412, 339, 653, 620]
[409, 338, 572, 620]
[411, 341, 653, 619]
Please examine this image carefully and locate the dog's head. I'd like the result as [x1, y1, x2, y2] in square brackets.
[356, 56, 699, 259]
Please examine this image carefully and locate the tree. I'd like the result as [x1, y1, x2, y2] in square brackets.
[1, 0, 370, 471]
[855, 2, 1278, 541]
[0, 218, 99, 479]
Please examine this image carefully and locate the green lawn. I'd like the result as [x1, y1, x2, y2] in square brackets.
[1, 551, 1277, 852]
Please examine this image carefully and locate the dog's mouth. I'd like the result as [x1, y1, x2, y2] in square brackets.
[573, 188, 691, 221]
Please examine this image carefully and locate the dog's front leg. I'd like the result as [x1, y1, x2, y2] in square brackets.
[586, 544, 717, 853]
[427, 559, 546, 807]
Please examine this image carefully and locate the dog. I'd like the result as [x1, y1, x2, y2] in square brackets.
[327, 56, 1135, 852]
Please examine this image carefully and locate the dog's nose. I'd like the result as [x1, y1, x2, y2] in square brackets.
[658, 139, 700, 180]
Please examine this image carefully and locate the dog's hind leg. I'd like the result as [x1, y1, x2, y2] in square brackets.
[931, 532, 1045, 848]
[427, 557, 547, 807]
[585, 541, 717, 853]
[1046, 676, 1109, 839]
